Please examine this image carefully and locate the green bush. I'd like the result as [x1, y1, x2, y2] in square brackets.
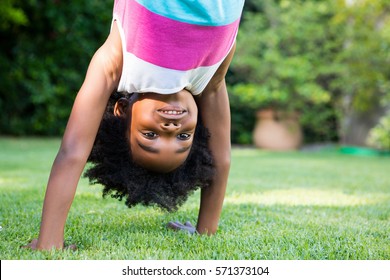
[229, 0, 341, 144]
[228, 86, 257, 145]
[0, 0, 28, 29]
[367, 113, 390, 151]
[0, 0, 112, 135]
[331, 0, 390, 114]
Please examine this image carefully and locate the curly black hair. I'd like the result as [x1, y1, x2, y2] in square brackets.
[84, 92, 215, 212]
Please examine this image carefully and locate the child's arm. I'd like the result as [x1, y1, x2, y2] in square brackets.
[195, 44, 236, 234]
[27, 24, 123, 250]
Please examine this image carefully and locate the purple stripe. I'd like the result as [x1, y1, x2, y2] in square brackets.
[116, 0, 239, 71]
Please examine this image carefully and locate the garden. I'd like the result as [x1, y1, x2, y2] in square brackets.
[0, 138, 389, 259]
[0, 0, 389, 260]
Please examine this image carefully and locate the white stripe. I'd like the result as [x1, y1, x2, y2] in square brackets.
[117, 52, 222, 95]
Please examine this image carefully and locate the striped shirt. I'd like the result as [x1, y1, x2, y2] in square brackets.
[113, 0, 244, 95]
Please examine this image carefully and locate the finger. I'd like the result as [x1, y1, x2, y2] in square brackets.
[65, 244, 77, 251]
[167, 221, 183, 230]
[185, 226, 197, 235]
[184, 221, 193, 227]
[21, 239, 38, 250]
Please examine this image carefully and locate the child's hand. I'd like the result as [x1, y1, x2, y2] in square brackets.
[167, 221, 198, 234]
[23, 239, 39, 250]
[22, 239, 77, 251]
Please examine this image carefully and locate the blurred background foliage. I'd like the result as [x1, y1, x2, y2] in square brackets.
[1, 0, 389, 149]
[230, 0, 390, 146]
[0, 0, 112, 135]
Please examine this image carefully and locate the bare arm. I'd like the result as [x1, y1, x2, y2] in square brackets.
[31, 24, 123, 250]
[195, 44, 236, 234]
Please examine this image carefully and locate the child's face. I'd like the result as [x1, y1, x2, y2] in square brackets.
[130, 90, 198, 172]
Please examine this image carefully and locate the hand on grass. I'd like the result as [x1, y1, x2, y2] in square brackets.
[22, 239, 77, 251]
[167, 221, 198, 234]
[23, 239, 39, 250]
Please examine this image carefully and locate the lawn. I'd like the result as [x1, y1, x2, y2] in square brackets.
[0, 137, 389, 260]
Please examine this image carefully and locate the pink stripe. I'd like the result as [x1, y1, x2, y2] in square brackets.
[117, 0, 239, 71]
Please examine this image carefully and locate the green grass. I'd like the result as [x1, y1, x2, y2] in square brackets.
[0, 137, 389, 260]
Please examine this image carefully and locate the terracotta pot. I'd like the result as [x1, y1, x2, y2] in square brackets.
[253, 109, 303, 150]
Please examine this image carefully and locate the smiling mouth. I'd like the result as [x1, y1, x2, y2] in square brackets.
[157, 106, 187, 119]
[159, 110, 184, 115]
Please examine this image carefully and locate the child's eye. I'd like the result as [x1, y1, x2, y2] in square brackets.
[177, 133, 191, 140]
[143, 132, 158, 139]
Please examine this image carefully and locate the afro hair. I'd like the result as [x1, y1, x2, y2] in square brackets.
[84, 92, 215, 212]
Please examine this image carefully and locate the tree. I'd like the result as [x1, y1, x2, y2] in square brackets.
[229, 0, 341, 144]
[331, 0, 390, 145]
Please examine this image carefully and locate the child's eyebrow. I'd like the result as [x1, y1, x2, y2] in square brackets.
[137, 141, 191, 154]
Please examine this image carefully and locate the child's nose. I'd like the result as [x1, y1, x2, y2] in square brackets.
[161, 122, 181, 131]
